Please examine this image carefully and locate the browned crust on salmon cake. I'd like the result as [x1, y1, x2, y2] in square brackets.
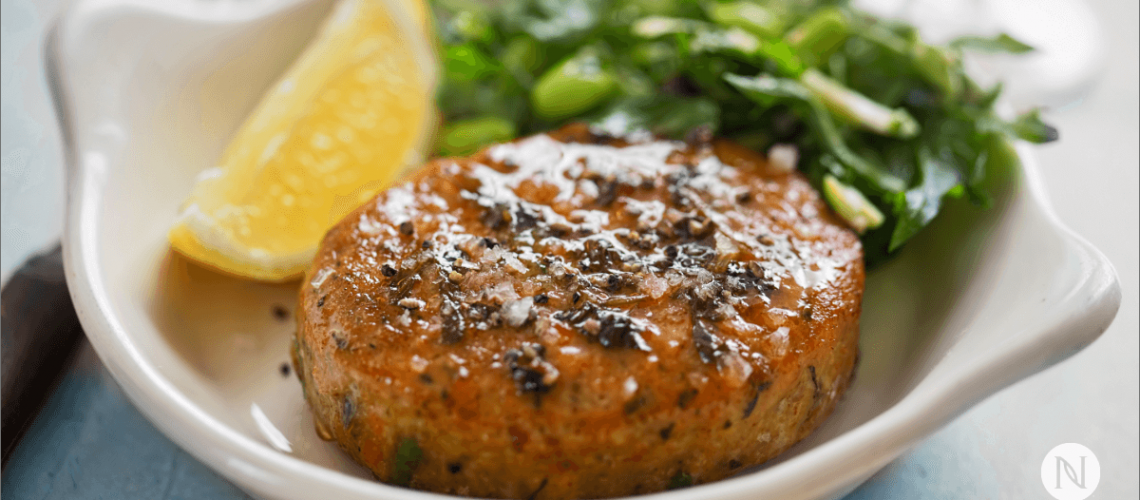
[293, 123, 863, 499]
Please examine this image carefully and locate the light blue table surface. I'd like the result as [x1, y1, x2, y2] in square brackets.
[3, 0, 1137, 499]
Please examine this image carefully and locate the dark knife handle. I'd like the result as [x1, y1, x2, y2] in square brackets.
[1, 244, 84, 468]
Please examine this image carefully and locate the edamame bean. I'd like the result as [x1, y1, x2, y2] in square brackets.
[437, 116, 516, 156]
[445, 43, 498, 82]
[530, 50, 618, 121]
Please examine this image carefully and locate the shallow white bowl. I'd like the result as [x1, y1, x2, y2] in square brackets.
[48, 1, 1122, 499]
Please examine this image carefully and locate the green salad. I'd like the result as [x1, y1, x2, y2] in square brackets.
[428, 0, 1057, 265]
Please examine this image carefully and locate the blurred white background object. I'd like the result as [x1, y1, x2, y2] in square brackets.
[856, 0, 1107, 109]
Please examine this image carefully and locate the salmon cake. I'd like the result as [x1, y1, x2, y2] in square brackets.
[293, 124, 864, 499]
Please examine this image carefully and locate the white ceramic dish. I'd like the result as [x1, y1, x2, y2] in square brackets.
[48, 0, 1121, 499]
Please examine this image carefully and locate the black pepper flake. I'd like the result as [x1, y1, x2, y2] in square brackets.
[597, 312, 646, 349]
[742, 381, 771, 419]
[580, 238, 627, 271]
[677, 388, 698, 409]
[669, 242, 717, 269]
[623, 395, 647, 415]
[593, 175, 618, 207]
[659, 423, 675, 441]
[481, 237, 498, 249]
[585, 130, 612, 144]
[725, 261, 776, 296]
[534, 294, 549, 304]
[809, 365, 821, 403]
[462, 302, 500, 325]
[381, 264, 397, 277]
[332, 332, 348, 350]
[504, 345, 555, 406]
[549, 223, 572, 238]
[512, 205, 541, 230]
[606, 273, 621, 291]
[447, 462, 463, 474]
[440, 295, 465, 345]
[271, 304, 289, 321]
[673, 215, 715, 240]
[399, 221, 415, 236]
[667, 171, 693, 209]
[422, 240, 432, 249]
[342, 395, 355, 429]
[279, 362, 291, 377]
[526, 477, 549, 500]
[481, 201, 512, 230]
[692, 318, 726, 365]
[391, 271, 422, 303]
[802, 308, 813, 321]
[572, 291, 581, 304]
[556, 304, 651, 351]
[728, 459, 743, 470]
[419, 373, 434, 385]
[723, 420, 732, 429]
[317, 295, 327, 308]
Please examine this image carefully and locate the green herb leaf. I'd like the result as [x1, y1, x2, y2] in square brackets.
[889, 148, 964, 250]
[706, 1, 786, 38]
[391, 438, 423, 487]
[785, 7, 849, 66]
[667, 471, 693, 490]
[950, 33, 1035, 54]
[724, 72, 810, 101]
[726, 73, 907, 192]
[690, 26, 761, 57]
[979, 109, 1059, 143]
[591, 95, 720, 137]
[756, 39, 805, 77]
[852, 22, 963, 97]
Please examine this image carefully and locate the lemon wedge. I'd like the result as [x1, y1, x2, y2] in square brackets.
[169, 0, 436, 282]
